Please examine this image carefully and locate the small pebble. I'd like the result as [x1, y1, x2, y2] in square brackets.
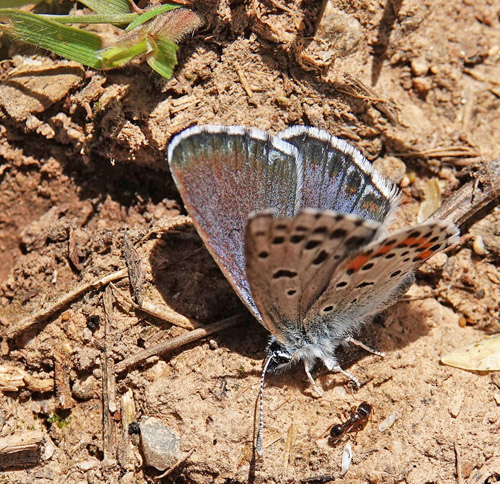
[472, 235, 488, 256]
[140, 417, 181, 471]
[373, 156, 406, 184]
[399, 174, 411, 188]
[411, 57, 430, 77]
[72, 375, 96, 401]
[379, 411, 398, 432]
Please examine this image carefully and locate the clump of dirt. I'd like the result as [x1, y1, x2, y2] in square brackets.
[0, 1, 499, 483]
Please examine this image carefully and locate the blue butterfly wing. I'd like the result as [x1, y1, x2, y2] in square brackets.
[168, 125, 302, 322]
[278, 126, 399, 223]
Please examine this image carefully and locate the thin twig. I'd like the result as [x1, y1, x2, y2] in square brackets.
[432, 157, 500, 227]
[6, 268, 128, 340]
[115, 313, 245, 374]
[155, 448, 195, 479]
[455, 441, 463, 484]
[102, 287, 117, 464]
[111, 284, 198, 330]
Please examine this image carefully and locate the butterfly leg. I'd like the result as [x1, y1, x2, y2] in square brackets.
[345, 336, 385, 358]
[332, 366, 361, 388]
[304, 363, 323, 397]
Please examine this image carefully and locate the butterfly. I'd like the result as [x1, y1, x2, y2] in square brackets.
[167, 125, 459, 452]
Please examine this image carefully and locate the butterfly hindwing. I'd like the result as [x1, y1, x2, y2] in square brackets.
[245, 210, 381, 341]
[168, 125, 303, 321]
[306, 220, 459, 333]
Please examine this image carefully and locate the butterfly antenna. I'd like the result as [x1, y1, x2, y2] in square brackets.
[256, 353, 274, 456]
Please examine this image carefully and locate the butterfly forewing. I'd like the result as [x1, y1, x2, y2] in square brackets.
[279, 126, 400, 223]
[307, 220, 459, 328]
[245, 210, 382, 340]
[168, 125, 302, 321]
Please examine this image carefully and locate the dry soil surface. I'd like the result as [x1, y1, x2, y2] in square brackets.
[0, 1, 500, 483]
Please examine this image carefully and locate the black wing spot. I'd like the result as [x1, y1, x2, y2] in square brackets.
[403, 257, 410, 262]
[258, 251, 269, 259]
[429, 236, 439, 243]
[385, 253, 396, 259]
[295, 225, 308, 232]
[272, 236, 285, 245]
[430, 243, 441, 251]
[290, 234, 305, 243]
[334, 214, 344, 222]
[273, 269, 297, 279]
[409, 230, 421, 238]
[330, 228, 348, 239]
[312, 250, 329, 265]
[346, 268, 355, 276]
[410, 243, 419, 248]
[305, 239, 322, 250]
[313, 226, 327, 234]
[361, 262, 374, 271]
[401, 250, 410, 256]
[345, 236, 367, 247]
[287, 289, 297, 296]
[356, 281, 374, 288]
[423, 230, 433, 239]
[390, 270, 402, 278]
[354, 219, 364, 227]
[336, 281, 348, 288]
[275, 223, 287, 230]
[350, 298, 358, 304]
[323, 305, 334, 312]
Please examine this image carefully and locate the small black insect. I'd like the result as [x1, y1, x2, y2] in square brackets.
[329, 402, 372, 444]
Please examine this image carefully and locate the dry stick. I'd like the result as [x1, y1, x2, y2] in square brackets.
[6, 268, 128, 340]
[114, 313, 246, 374]
[111, 284, 198, 330]
[102, 286, 117, 464]
[155, 448, 195, 480]
[432, 157, 500, 227]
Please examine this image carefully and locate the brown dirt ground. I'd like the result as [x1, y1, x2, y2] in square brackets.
[1, 0, 500, 483]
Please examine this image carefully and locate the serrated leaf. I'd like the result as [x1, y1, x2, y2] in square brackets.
[0, 9, 103, 68]
[146, 36, 178, 79]
[78, 0, 131, 15]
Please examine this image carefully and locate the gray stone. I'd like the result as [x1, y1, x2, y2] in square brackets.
[140, 417, 180, 471]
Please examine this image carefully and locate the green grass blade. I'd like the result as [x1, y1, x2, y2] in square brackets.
[125, 3, 180, 32]
[0, 0, 43, 6]
[41, 12, 138, 26]
[0, 9, 103, 68]
[146, 37, 178, 79]
[78, 0, 131, 15]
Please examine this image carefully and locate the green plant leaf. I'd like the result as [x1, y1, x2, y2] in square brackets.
[78, 0, 131, 15]
[0, 9, 103, 68]
[146, 36, 178, 79]
[42, 12, 138, 26]
[0, 0, 43, 7]
[125, 3, 180, 32]
[99, 37, 148, 68]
